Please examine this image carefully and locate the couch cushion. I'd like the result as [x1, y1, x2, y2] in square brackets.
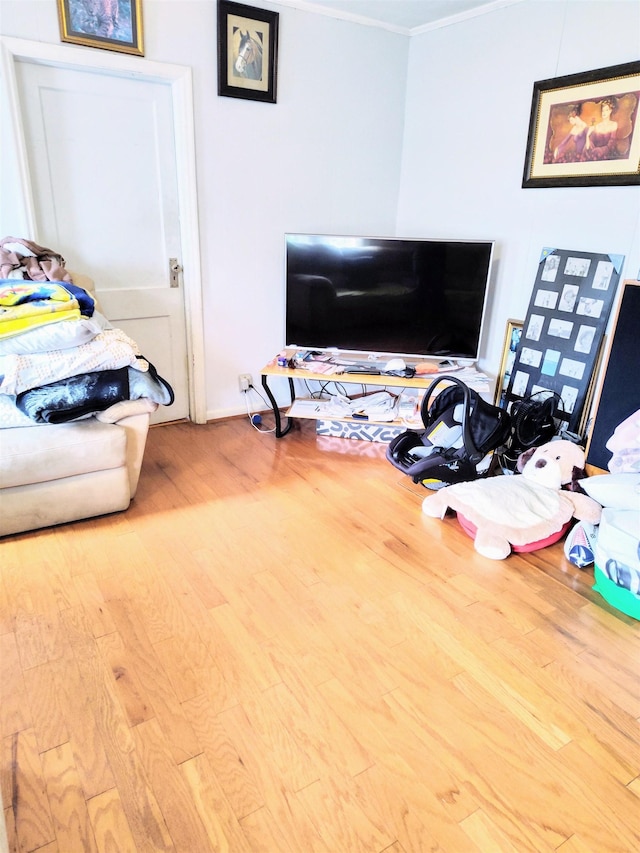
[0, 419, 126, 488]
[0, 467, 131, 536]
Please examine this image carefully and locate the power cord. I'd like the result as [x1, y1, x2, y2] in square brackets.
[242, 383, 276, 433]
[303, 378, 351, 398]
[242, 377, 403, 433]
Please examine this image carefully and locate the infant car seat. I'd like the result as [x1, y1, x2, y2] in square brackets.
[386, 375, 511, 489]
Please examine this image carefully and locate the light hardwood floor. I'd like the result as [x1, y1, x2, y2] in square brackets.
[1, 417, 639, 853]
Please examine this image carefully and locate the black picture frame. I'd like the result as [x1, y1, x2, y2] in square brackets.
[504, 247, 624, 436]
[586, 280, 640, 473]
[217, 0, 278, 104]
[56, 0, 144, 56]
[522, 61, 640, 188]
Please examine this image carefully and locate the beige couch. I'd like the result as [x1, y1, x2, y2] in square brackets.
[0, 411, 150, 536]
[0, 273, 152, 537]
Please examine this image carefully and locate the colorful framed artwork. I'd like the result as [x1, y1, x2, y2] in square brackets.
[56, 0, 144, 56]
[217, 0, 279, 104]
[504, 247, 624, 437]
[495, 319, 523, 408]
[522, 61, 640, 187]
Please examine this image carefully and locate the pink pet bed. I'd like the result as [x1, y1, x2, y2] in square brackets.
[457, 512, 571, 553]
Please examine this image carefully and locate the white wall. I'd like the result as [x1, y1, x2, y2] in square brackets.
[147, 1, 409, 416]
[398, 0, 640, 378]
[0, 0, 409, 418]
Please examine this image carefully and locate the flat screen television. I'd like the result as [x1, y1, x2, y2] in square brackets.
[285, 234, 494, 361]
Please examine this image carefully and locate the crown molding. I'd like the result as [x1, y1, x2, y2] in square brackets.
[274, 0, 410, 34]
[411, 0, 523, 35]
[273, 0, 523, 36]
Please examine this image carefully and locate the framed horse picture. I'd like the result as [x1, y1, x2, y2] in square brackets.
[217, 1, 279, 103]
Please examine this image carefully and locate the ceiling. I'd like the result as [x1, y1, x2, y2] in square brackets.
[286, 0, 513, 32]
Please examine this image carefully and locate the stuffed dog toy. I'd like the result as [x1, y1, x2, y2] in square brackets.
[422, 440, 602, 560]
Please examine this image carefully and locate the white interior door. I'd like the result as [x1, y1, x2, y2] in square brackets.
[1, 38, 206, 424]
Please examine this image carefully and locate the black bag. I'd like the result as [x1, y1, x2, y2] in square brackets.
[386, 375, 512, 489]
[496, 390, 561, 472]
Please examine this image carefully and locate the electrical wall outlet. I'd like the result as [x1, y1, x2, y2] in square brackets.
[239, 373, 252, 392]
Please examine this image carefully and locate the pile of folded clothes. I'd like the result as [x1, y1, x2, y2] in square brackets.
[0, 236, 173, 427]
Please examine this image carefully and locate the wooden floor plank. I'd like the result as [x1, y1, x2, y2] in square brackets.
[294, 775, 394, 853]
[7, 728, 56, 853]
[132, 718, 213, 852]
[0, 633, 31, 737]
[60, 606, 175, 853]
[42, 741, 99, 853]
[47, 643, 116, 801]
[318, 676, 482, 825]
[182, 691, 263, 821]
[216, 701, 332, 852]
[22, 659, 70, 754]
[86, 786, 137, 853]
[99, 597, 202, 764]
[180, 752, 255, 853]
[352, 761, 484, 853]
[459, 808, 523, 852]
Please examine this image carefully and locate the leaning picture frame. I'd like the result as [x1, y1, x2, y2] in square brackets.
[56, 0, 144, 56]
[503, 247, 623, 437]
[217, 0, 279, 104]
[585, 280, 640, 473]
[495, 319, 523, 408]
[522, 61, 640, 188]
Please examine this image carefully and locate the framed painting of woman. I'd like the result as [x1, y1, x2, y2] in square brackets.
[523, 61, 640, 187]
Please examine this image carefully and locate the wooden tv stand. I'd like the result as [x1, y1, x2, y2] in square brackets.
[260, 353, 488, 438]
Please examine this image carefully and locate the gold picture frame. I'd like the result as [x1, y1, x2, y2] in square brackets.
[522, 61, 640, 188]
[57, 0, 144, 56]
[494, 319, 523, 407]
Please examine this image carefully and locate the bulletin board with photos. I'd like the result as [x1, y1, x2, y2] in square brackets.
[504, 247, 623, 435]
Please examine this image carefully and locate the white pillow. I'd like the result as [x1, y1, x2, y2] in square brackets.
[0, 394, 38, 428]
[0, 311, 111, 355]
[581, 473, 640, 510]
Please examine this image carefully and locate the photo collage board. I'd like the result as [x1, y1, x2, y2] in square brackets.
[504, 247, 624, 434]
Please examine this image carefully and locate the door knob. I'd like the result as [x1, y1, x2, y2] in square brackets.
[169, 257, 182, 287]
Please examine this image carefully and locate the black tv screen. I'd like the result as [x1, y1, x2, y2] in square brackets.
[285, 234, 494, 360]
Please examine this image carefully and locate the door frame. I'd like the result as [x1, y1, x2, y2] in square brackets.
[0, 36, 207, 423]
